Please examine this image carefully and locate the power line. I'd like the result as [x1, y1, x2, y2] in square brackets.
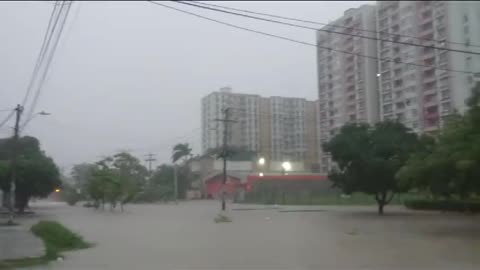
[23, 1, 73, 128]
[0, 110, 16, 130]
[189, 1, 480, 49]
[148, 1, 475, 75]
[40, 1, 70, 5]
[101, 126, 202, 158]
[25, 1, 73, 121]
[21, 1, 64, 107]
[175, 1, 480, 56]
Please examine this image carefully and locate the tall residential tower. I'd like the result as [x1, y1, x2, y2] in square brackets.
[377, 1, 480, 133]
[316, 4, 378, 172]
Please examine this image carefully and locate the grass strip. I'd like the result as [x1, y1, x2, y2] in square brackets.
[0, 220, 92, 269]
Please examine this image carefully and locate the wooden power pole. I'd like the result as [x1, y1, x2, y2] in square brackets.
[214, 107, 237, 211]
[7, 104, 23, 225]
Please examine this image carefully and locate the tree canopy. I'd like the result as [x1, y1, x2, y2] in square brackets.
[172, 143, 192, 163]
[203, 145, 257, 161]
[397, 83, 480, 199]
[0, 136, 60, 212]
[323, 121, 419, 214]
[77, 152, 148, 211]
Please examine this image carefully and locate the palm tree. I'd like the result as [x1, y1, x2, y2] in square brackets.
[172, 143, 192, 164]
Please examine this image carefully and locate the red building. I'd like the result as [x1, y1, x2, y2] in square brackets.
[243, 174, 328, 192]
[205, 174, 242, 199]
[204, 173, 328, 199]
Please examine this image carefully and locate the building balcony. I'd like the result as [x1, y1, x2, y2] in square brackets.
[422, 64, 435, 72]
[439, 84, 449, 92]
[423, 87, 436, 96]
[419, 31, 434, 41]
[422, 75, 436, 84]
[423, 80, 436, 91]
[423, 98, 438, 108]
[422, 50, 435, 59]
[438, 70, 449, 80]
[424, 108, 439, 119]
[419, 15, 433, 25]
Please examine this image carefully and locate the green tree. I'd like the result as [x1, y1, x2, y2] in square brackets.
[138, 164, 175, 202]
[71, 163, 96, 196]
[204, 145, 257, 161]
[323, 121, 419, 214]
[83, 152, 148, 211]
[398, 83, 480, 198]
[0, 136, 60, 212]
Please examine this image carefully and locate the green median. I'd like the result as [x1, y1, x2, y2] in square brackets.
[0, 221, 92, 269]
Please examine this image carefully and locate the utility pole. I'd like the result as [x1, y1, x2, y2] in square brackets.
[144, 153, 156, 175]
[7, 104, 23, 225]
[214, 107, 237, 211]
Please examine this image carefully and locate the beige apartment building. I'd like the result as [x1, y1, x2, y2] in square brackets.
[201, 88, 319, 171]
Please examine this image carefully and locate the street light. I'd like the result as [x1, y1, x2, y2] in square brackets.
[258, 157, 265, 165]
[21, 111, 51, 131]
[281, 161, 292, 172]
[281, 161, 291, 175]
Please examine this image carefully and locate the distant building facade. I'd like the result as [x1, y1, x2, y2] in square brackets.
[201, 87, 319, 170]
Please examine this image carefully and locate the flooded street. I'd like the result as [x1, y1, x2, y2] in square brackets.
[31, 201, 480, 270]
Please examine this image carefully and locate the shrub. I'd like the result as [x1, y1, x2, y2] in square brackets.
[31, 221, 91, 259]
[404, 199, 480, 212]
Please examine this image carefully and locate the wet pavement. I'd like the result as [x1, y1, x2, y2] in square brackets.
[22, 201, 480, 270]
[0, 223, 44, 260]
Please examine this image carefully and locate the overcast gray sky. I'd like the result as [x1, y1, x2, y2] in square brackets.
[0, 1, 372, 170]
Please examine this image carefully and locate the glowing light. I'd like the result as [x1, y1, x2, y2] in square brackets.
[281, 161, 292, 171]
[258, 157, 265, 165]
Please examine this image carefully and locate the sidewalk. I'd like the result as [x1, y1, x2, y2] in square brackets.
[0, 216, 45, 260]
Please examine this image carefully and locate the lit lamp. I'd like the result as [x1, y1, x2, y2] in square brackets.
[281, 161, 292, 175]
[258, 157, 265, 166]
[257, 157, 266, 177]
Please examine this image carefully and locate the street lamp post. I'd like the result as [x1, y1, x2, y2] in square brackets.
[21, 111, 51, 131]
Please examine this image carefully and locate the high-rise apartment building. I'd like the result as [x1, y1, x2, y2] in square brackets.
[201, 88, 319, 170]
[316, 4, 378, 172]
[267, 96, 317, 164]
[316, 2, 480, 172]
[201, 87, 260, 153]
[377, 1, 480, 133]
